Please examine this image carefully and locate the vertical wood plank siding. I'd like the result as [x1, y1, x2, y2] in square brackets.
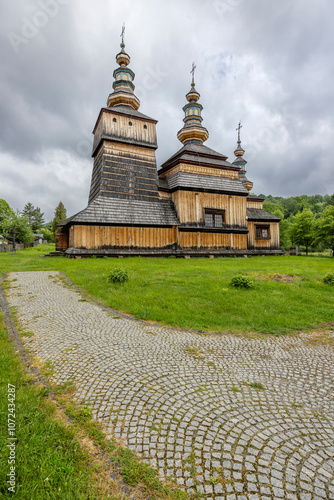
[247, 222, 280, 249]
[178, 232, 247, 249]
[93, 113, 157, 154]
[72, 225, 177, 249]
[172, 191, 247, 226]
[246, 200, 264, 209]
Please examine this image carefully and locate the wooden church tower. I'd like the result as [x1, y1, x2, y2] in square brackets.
[56, 31, 281, 256]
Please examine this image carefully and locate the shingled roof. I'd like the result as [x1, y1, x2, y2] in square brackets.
[59, 195, 179, 227]
[247, 208, 281, 222]
[159, 143, 237, 172]
[166, 171, 249, 195]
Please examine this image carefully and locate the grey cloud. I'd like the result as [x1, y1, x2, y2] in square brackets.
[0, 0, 333, 221]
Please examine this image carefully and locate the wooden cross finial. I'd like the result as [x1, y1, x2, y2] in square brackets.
[120, 23, 125, 46]
[236, 121, 242, 142]
[190, 62, 196, 85]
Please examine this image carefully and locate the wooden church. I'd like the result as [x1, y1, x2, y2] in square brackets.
[56, 35, 281, 257]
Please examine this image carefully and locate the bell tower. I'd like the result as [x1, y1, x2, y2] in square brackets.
[88, 26, 160, 204]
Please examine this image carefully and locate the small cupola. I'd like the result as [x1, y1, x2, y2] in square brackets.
[177, 63, 209, 145]
[107, 24, 140, 110]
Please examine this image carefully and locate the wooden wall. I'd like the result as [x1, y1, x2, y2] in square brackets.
[162, 163, 239, 179]
[172, 191, 247, 226]
[93, 112, 157, 153]
[71, 225, 177, 250]
[55, 231, 68, 252]
[179, 232, 247, 250]
[247, 200, 263, 209]
[247, 222, 280, 249]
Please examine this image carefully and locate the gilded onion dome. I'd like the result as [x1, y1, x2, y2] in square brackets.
[177, 63, 209, 145]
[232, 122, 253, 192]
[107, 25, 140, 110]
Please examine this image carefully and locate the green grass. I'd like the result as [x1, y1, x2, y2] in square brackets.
[1, 244, 334, 334]
[0, 310, 112, 499]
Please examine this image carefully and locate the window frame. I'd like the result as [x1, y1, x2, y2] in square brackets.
[204, 209, 225, 228]
[255, 225, 271, 240]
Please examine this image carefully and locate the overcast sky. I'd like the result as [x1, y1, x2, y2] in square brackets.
[1, 0, 334, 221]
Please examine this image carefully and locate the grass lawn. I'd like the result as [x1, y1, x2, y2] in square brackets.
[1, 244, 333, 334]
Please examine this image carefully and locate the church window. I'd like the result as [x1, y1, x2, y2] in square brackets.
[144, 125, 147, 129]
[113, 118, 117, 122]
[256, 225, 270, 239]
[129, 121, 132, 126]
[205, 209, 225, 228]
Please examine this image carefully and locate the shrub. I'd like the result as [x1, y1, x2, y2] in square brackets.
[230, 274, 254, 288]
[107, 268, 129, 284]
[323, 272, 334, 286]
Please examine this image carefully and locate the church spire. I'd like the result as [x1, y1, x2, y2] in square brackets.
[232, 122, 253, 191]
[177, 63, 209, 145]
[107, 24, 140, 110]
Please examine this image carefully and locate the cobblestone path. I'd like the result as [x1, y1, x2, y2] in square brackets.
[6, 271, 334, 499]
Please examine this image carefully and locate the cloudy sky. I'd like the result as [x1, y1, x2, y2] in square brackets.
[1, 0, 334, 221]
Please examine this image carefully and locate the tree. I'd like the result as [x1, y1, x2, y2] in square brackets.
[22, 203, 45, 232]
[51, 202, 67, 233]
[39, 226, 55, 243]
[289, 208, 316, 255]
[317, 205, 334, 256]
[0, 199, 14, 228]
[1, 213, 34, 244]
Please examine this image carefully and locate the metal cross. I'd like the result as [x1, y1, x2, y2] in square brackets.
[190, 62, 196, 85]
[120, 23, 125, 45]
[236, 121, 242, 142]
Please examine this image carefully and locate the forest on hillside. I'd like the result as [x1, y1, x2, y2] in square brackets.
[255, 193, 334, 253]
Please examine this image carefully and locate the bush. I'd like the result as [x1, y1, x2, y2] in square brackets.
[107, 268, 129, 284]
[230, 274, 254, 288]
[323, 272, 334, 286]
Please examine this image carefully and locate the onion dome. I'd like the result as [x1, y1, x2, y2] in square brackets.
[232, 122, 253, 192]
[177, 63, 209, 145]
[107, 25, 140, 110]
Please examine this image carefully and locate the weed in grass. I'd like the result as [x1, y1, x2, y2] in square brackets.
[53, 380, 77, 395]
[185, 346, 204, 358]
[207, 361, 216, 369]
[249, 382, 266, 390]
[323, 272, 334, 285]
[183, 452, 196, 464]
[20, 330, 34, 337]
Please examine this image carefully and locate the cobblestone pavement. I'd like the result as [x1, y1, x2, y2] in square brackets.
[6, 271, 334, 499]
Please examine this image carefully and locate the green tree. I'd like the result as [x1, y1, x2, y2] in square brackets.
[317, 205, 334, 256]
[0, 199, 14, 229]
[39, 226, 55, 243]
[290, 208, 316, 255]
[1, 213, 34, 244]
[22, 203, 45, 232]
[51, 202, 67, 233]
